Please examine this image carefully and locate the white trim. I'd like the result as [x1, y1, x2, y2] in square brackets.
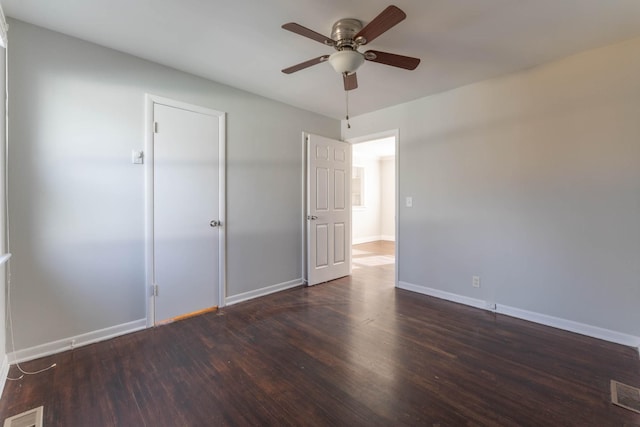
[301, 133, 308, 285]
[353, 235, 383, 245]
[0, 4, 7, 48]
[217, 110, 227, 308]
[352, 235, 395, 244]
[8, 319, 146, 364]
[398, 281, 640, 351]
[398, 281, 486, 310]
[225, 279, 303, 306]
[393, 131, 399, 287]
[0, 354, 9, 399]
[496, 304, 640, 350]
[0, 252, 10, 265]
[144, 94, 227, 326]
[144, 96, 155, 327]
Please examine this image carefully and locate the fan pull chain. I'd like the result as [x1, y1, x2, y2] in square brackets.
[345, 88, 351, 129]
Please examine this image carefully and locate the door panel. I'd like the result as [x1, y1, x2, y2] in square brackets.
[316, 168, 329, 211]
[334, 223, 345, 263]
[334, 169, 346, 209]
[316, 224, 329, 267]
[307, 134, 351, 285]
[153, 103, 219, 322]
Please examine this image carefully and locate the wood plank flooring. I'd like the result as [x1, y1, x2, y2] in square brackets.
[1, 241, 639, 426]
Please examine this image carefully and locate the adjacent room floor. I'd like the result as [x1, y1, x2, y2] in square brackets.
[352, 240, 395, 280]
[1, 243, 639, 426]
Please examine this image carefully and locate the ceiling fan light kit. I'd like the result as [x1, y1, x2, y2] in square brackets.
[328, 50, 365, 74]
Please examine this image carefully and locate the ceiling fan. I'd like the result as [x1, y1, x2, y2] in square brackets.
[281, 5, 421, 91]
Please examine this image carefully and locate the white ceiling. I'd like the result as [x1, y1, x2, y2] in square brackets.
[3, 0, 640, 119]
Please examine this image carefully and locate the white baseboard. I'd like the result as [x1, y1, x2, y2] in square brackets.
[496, 304, 640, 350]
[0, 354, 9, 400]
[353, 235, 396, 244]
[352, 236, 382, 245]
[225, 279, 303, 306]
[398, 281, 640, 351]
[8, 319, 147, 364]
[399, 281, 486, 310]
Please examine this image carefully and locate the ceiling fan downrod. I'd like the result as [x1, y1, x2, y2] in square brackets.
[344, 83, 351, 129]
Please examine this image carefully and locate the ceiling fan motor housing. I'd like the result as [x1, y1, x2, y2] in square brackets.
[331, 19, 363, 50]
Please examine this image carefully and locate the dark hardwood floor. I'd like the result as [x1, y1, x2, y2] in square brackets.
[1, 241, 639, 426]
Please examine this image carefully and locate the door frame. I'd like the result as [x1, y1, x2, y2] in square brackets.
[347, 129, 399, 287]
[144, 94, 226, 327]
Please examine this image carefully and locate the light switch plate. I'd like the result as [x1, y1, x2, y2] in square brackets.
[406, 196, 413, 207]
[132, 150, 144, 164]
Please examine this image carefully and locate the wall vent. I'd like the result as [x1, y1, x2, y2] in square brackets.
[3, 406, 43, 427]
[611, 380, 640, 414]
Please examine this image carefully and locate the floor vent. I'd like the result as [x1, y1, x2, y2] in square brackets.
[3, 406, 43, 427]
[611, 380, 640, 414]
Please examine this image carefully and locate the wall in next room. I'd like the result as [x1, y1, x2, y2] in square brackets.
[352, 137, 396, 245]
[352, 155, 381, 244]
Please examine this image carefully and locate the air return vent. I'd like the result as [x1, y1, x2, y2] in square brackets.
[611, 380, 640, 414]
[3, 406, 43, 427]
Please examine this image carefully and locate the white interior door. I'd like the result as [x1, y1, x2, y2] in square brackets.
[152, 101, 223, 323]
[306, 134, 351, 285]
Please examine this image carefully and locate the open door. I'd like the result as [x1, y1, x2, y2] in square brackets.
[306, 133, 351, 285]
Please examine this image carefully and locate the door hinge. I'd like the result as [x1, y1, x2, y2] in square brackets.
[151, 284, 159, 297]
[154, 122, 159, 133]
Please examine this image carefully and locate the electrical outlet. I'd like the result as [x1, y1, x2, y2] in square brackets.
[405, 196, 413, 208]
[472, 276, 480, 288]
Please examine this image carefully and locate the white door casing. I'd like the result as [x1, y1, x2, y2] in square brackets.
[145, 95, 226, 326]
[306, 134, 351, 285]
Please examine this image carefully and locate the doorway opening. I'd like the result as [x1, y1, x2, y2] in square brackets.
[349, 133, 397, 287]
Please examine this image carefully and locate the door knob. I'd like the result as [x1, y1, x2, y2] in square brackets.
[306, 215, 318, 220]
[210, 220, 221, 227]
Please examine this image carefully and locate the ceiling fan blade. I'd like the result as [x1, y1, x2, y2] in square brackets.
[282, 23, 334, 45]
[343, 73, 358, 91]
[365, 50, 420, 70]
[355, 5, 406, 45]
[282, 55, 330, 74]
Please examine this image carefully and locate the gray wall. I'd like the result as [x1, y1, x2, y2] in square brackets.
[344, 37, 640, 337]
[7, 19, 339, 350]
